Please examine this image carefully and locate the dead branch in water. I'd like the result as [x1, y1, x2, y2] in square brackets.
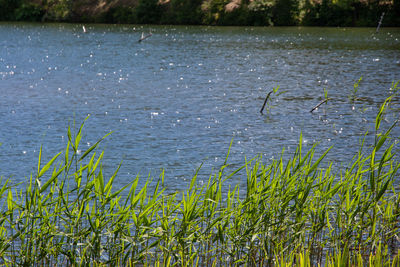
[260, 91, 273, 114]
[138, 33, 152, 42]
[310, 98, 330, 113]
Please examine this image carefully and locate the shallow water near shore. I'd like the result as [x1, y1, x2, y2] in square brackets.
[0, 23, 399, 191]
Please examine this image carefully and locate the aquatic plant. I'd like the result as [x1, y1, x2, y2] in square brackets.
[0, 94, 399, 266]
[260, 86, 284, 114]
[349, 76, 363, 102]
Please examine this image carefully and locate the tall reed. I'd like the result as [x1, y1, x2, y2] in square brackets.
[0, 91, 399, 266]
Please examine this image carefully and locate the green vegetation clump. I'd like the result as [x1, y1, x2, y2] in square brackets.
[0, 90, 399, 266]
[0, 0, 399, 26]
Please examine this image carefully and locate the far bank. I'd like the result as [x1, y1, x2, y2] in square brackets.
[1, 0, 399, 27]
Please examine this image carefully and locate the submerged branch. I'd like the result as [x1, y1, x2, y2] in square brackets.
[260, 91, 273, 114]
[138, 33, 152, 42]
[310, 98, 331, 113]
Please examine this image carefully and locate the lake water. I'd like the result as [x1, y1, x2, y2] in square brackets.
[1, 23, 399, 192]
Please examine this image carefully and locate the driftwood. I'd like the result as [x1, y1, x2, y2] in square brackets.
[310, 98, 330, 113]
[260, 91, 273, 114]
[376, 12, 385, 33]
[138, 33, 152, 42]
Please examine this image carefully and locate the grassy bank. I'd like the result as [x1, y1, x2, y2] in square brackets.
[0, 91, 399, 266]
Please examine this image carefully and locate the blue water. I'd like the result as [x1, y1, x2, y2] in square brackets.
[1, 23, 399, 191]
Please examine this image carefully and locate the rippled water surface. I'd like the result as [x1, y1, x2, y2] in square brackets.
[1, 23, 399, 191]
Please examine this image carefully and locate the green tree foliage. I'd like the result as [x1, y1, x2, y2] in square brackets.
[201, 0, 227, 25]
[15, 3, 44, 21]
[248, 0, 274, 26]
[135, 0, 162, 24]
[0, 0, 398, 26]
[99, 7, 136, 24]
[273, 0, 299, 25]
[0, 0, 22, 20]
[215, 5, 251, 25]
[203, 0, 275, 26]
[301, 0, 397, 26]
[42, 0, 73, 21]
[166, 0, 204, 24]
[384, 0, 400, 26]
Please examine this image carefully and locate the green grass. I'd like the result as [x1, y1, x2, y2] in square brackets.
[348, 76, 363, 102]
[0, 92, 399, 266]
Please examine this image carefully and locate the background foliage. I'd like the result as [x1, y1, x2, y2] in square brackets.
[0, 0, 398, 26]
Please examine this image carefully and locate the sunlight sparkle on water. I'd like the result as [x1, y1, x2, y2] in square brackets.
[0, 24, 399, 187]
